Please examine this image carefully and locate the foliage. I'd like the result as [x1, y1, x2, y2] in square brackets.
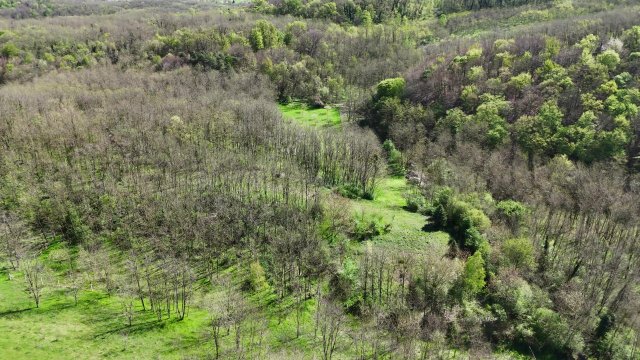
[500, 237, 535, 272]
[382, 139, 405, 177]
[426, 187, 490, 253]
[350, 213, 391, 241]
[376, 77, 406, 99]
[495, 200, 528, 234]
[461, 251, 485, 297]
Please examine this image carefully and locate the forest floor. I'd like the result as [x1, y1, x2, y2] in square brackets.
[0, 266, 329, 359]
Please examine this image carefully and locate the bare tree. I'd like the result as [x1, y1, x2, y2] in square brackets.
[21, 255, 49, 308]
[66, 271, 84, 306]
[317, 298, 345, 360]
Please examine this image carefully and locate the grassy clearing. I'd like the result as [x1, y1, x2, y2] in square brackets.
[0, 272, 210, 359]
[279, 102, 341, 128]
[278, 103, 448, 251]
[0, 265, 353, 360]
[349, 177, 449, 251]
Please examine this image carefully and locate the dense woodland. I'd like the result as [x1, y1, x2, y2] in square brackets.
[1, 0, 640, 359]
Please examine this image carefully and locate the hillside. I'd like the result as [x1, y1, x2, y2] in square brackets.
[1, 0, 640, 359]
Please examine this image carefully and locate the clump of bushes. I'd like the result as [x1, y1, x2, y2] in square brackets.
[350, 213, 391, 241]
[337, 183, 374, 200]
[243, 260, 269, 292]
[495, 199, 528, 235]
[425, 187, 490, 253]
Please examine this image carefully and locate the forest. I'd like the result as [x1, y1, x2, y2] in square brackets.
[0, 0, 640, 359]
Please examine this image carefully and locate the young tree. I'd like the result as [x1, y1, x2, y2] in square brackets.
[21, 255, 49, 308]
[461, 252, 486, 298]
[0, 212, 29, 271]
[66, 271, 84, 306]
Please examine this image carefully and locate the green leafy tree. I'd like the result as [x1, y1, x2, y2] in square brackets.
[462, 251, 486, 297]
[249, 20, 281, 51]
[496, 200, 528, 234]
[622, 25, 640, 52]
[249, 28, 264, 51]
[515, 101, 564, 168]
[596, 49, 620, 71]
[475, 94, 510, 148]
[437, 107, 470, 136]
[375, 77, 405, 99]
[501, 237, 535, 272]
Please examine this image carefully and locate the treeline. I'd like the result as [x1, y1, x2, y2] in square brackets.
[438, 0, 552, 14]
[0, 9, 422, 105]
[263, 0, 435, 23]
[0, 0, 227, 19]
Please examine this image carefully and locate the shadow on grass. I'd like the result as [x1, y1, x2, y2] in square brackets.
[92, 318, 166, 339]
[0, 307, 32, 317]
[421, 222, 440, 232]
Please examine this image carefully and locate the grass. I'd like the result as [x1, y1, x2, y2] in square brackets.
[348, 177, 450, 252]
[0, 272, 210, 359]
[278, 102, 341, 128]
[0, 264, 363, 360]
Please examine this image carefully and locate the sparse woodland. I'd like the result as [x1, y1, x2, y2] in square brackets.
[0, 0, 640, 359]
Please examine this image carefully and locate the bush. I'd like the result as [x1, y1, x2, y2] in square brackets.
[62, 207, 90, 245]
[351, 213, 391, 241]
[376, 77, 405, 99]
[403, 191, 426, 213]
[337, 183, 373, 200]
[1, 42, 19, 58]
[426, 187, 491, 252]
[525, 308, 583, 356]
[329, 259, 362, 313]
[501, 237, 535, 272]
[496, 199, 528, 234]
[243, 261, 268, 292]
[461, 251, 486, 297]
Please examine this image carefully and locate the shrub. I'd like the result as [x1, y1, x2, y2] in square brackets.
[351, 213, 391, 241]
[496, 199, 528, 234]
[462, 251, 486, 297]
[1, 42, 19, 58]
[337, 183, 373, 200]
[426, 187, 491, 253]
[329, 259, 362, 313]
[527, 307, 583, 355]
[403, 191, 426, 213]
[243, 261, 269, 292]
[376, 77, 405, 99]
[62, 207, 90, 245]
